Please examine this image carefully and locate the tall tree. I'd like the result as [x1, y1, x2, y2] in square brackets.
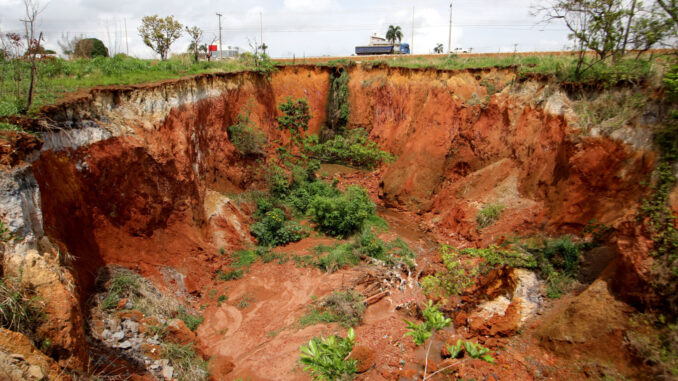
[138, 15, 183, 60]
[534, 0, 673, 77]
[185, 26, 203, 63]
[386, 25, 403, 47]
[656, 0, 678, 24]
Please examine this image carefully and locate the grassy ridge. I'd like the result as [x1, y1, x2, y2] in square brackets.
[0, 54, 250, 116]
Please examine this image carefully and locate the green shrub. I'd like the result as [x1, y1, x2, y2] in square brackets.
[664, 65, 678, 101]
[476, 203, 504, 228]
[300, 328, 357, 381]
[357, 229, 387, 260]
[304, 128, 393, 169]
[299, 290, 365, 328]
[250, 208, 307, 247]
[326, 69, 351, 136]
[309, 185, 376, 237]
[277, 97, 312, 148]
[228, 111, 267, 156]
[74, 38, 109, 58]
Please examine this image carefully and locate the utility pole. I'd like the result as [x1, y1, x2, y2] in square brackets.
[411, 6, 415, 54]
[216, 12, 223, 60]
[514, 43, 518, 54]
[260, 12, 263, 49]
[448, 2, 453, 53]
[124, 18, 129, 55]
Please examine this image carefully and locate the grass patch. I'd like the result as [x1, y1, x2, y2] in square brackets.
[476, 203, 505, 228]
[0, 276, 44, 346]
[93, 266, 201, 325]
[218, 269, 243, 281]
[296, 229, 415, 273]
[0, 55, 256, 116]
[161, 342, 208, 381]
[299, 290, 365, 328]
[177, 306, 203, 331]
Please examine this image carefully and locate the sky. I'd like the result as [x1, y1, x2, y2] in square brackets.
[0, 0, 574, 59]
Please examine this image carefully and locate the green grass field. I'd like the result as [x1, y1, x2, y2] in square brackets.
[0, 51, 671, 123]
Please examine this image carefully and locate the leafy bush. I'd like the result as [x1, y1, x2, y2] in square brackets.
[326, 68, 351, 136]
[300, 328, 357, 381]
[664, 65, 678, 101]
[309, 185, 376, 237]
[250, 208, 307, 247]
[422, 246, 478, 297]
[405, 301, 451, 346]
[228, 108, 267, 156]
[476, 203, 504, 228]
[277, 97, 312, 147]
[304, 128, 393, 169]
[74, 38, 109, 58]
[299, 290, 365, 328]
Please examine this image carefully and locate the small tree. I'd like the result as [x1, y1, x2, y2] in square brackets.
[22, 0, 46, 113]
[434, 43, 444, 54]
[386, 25, 403, 47]
[277, 97, 312, 149]
[186, 26, 203, 63]
[138, 15, 183, 60]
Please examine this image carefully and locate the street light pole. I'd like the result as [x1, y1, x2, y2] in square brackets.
[216, 12, 223, 60]
[448, 2, 453, 54]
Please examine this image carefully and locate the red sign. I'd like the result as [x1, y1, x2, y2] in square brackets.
[209, 45, 218, 52]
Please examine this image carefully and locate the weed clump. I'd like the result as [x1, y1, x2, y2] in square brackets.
[161, 342, 208, 381]
[296, 229, 415, 273]
[299, 290, 365, 328]
[476, 203, 504, 228]
[0, 277, 44, 346]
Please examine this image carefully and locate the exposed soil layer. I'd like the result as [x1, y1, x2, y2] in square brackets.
[0, 65, 672, 379]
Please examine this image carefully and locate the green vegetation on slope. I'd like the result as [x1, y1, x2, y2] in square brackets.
[0, 54, 255, 116]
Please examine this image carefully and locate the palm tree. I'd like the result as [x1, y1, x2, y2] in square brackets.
[386, 25, 403, 48]
[434, 43, 444, 54]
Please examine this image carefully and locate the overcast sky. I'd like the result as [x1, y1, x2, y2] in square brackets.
[0, 0, 573, 58]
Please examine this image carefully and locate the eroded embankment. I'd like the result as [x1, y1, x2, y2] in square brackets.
[0, 64, 671, 378]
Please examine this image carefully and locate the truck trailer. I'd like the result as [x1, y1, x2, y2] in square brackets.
[355, 34, 410, 55]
